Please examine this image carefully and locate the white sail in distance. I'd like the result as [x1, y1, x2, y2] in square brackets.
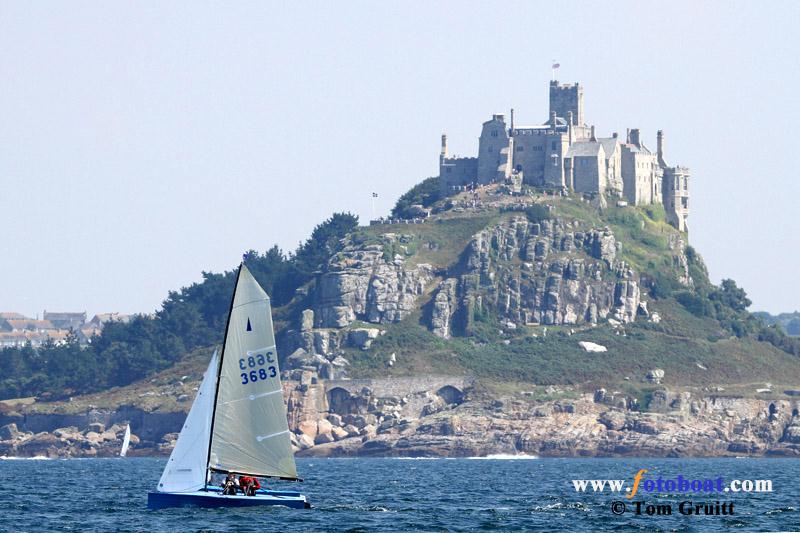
[157, 350, 219, 492]
[208, 265, 297, 480]
[120, 424, 131, 457]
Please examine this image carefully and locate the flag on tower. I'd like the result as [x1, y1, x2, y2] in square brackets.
[552, 61, 560, 69]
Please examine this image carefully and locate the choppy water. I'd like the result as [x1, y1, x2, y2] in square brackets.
[1, 456, 799, 531]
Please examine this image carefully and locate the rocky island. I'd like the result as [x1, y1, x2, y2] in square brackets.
[3, 79, 800, 460]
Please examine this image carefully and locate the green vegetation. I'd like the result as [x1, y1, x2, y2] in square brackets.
[524, 204, 551, 224]
[391, 177, 441, 219]
[3, 180, 800, 405]
[0, 212, 358, 400]
[754, 311, 800, 336]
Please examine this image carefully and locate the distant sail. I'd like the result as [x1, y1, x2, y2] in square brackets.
[157, 350, 219, 492]
[120, 424, 131, 458]
[209, 266, 297, 479]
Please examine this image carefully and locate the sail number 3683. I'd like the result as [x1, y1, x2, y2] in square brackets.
[239, 352, 276, 385]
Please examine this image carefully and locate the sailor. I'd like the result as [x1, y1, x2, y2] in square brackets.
[239, 475, 261, 496]
[222, 473, 239, 495]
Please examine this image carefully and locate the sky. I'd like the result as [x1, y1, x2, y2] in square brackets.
[1, 1, 798, 317]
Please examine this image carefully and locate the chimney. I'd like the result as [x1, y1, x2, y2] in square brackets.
[510, 108, 515, 133]
[626, 128, 631, 144]
[657, 130, 666, 166]
[630, 128, 640, 147]
[612, 132, 618, 139]
[590, 125, 596, 142]
[567, 110, 574, 126]
[440, 134, 448, 159]
[550, 111, 557, 130]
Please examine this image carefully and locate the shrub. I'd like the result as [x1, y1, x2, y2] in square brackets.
[525, 204, 551, 224]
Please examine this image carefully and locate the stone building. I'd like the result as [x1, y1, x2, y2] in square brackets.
[438, 79, 691, 231]
[620, 128, 662, 205]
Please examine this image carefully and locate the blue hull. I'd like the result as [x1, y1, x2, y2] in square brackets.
[147, 489, 310, 510]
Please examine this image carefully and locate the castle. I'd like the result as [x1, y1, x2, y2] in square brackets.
[438, 80, 690, 231]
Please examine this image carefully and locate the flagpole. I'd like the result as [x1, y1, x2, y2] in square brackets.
[371, 193, 376, 221]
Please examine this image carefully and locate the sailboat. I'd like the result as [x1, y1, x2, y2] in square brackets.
[120, 424, 131, 457]
[147, 265, 309, 509]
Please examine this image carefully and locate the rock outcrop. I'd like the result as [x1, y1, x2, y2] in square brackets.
[453, 216, 641, 329]
[314, 234, 434, 328]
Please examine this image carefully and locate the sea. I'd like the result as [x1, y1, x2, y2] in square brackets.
[1, 456, 798, 532]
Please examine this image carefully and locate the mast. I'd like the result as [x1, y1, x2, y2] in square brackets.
[203, 263, 243, 490]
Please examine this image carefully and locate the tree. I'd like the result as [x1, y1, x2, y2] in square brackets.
[391, 177, 441, 219]
[712, 279, 751, 312]
[292, 212, 359, 277]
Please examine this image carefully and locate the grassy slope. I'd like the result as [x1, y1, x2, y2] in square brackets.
[17, 189, 799, 413]
[341, 190, 800, 400]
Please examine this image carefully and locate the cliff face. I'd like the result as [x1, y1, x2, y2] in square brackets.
[303, 212, 691, 343]
[314, 236, 435, 329]
[438, 216, 643, 338]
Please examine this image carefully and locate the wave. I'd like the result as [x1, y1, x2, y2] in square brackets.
[393, 457, 454, 460]
[0, 455, 52, 460]
[467, 454, 539, 460]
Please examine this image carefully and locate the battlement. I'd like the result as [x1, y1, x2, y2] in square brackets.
[549, 80, 584, 126]
[437, 79, 690, 232]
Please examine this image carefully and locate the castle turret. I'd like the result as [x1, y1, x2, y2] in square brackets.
[656, 130, 666, 167]
[549, 80, 584, 125]
[630, 128, 641, 147]
[441, 134, 448, 160]
[590, 125, 596, 142]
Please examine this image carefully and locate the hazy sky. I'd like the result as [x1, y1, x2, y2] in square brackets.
[1, 1, 798, 316]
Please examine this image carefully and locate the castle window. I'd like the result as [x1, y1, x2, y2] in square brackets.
[517, 145, 524, 151]
[488, 147, 493, 153]
[491, 130, 498, 138]
[446, 168, 452, 173]
[551, 141, 558, 150]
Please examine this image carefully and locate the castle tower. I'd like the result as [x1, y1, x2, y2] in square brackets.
[656, 130, 666, 167]
[549, 80, 584, 126]
[440, 134, 448, 161]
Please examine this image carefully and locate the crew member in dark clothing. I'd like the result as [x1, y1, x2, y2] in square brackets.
[222, 472, 239, 495]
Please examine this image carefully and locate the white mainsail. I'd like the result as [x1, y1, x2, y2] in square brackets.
[120, 424, 131, 457]
[208, 265, 297, 480]
[157, 350, 219, 493]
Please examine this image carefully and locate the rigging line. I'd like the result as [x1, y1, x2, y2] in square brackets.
[204, 263, 243, 490]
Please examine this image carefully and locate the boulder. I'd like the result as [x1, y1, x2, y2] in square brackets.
[599, 411, 627, 431]
[594, 389, 607, 403]
[314, 432, 335, 445]
[316, 418, 333, 437]
[343, 424, 360, 437]
[87, 422, 105, 434]
[646, 369, 665, 385]
[331, 427, 349, 441]
[0, 423, 21, 441]
[85, 431, 103, 444]
[297, 420, 318, 439]
[579, 341, 607, 353]
[53, 427, 80, 440]
[347, 328, 380, 350]
[301, 309, 314, 332]
[297, 434, 315, 450]
[360, 424, 377, 440]
[327, 414, 343, 427]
